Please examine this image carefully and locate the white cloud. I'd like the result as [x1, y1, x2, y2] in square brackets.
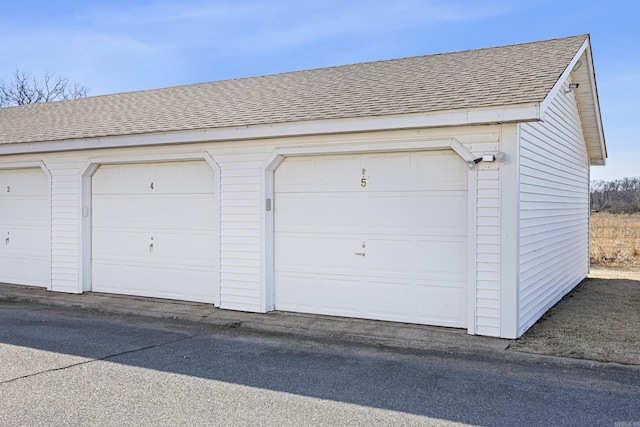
[0, 0, 538, 94]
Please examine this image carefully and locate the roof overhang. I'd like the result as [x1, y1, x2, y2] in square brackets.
[540, 36, 607, 166]
[0, 103, 542, 156]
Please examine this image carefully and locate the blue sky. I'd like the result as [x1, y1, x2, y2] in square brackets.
[0, 0, 637, 181]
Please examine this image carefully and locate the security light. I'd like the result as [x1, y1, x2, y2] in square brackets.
[564, 83, 580, 94]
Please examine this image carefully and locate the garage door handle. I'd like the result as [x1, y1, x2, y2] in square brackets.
[354, 252, 365, 257]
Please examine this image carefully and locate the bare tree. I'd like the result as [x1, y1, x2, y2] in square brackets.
[0, 69, 89, 107]
[591, 177, 640, 213]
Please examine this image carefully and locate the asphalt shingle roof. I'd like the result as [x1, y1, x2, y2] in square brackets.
[0, 34, 588, 145]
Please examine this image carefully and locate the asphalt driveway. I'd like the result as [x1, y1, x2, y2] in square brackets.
[1, 301, 638, 426]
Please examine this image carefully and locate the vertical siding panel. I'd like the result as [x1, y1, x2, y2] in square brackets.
[518, 81, 590, 335]
[48, 159, 86, 292]
[463, 139, 501, 337]
[216, 152, 267, 312]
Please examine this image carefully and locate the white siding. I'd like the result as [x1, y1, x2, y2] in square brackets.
[0, 125, 503, 331]
[49, 159, 86, 293]
[518, 80, 590, 335]
[469, 140, 501, 337]
[217, 153, 264, 311]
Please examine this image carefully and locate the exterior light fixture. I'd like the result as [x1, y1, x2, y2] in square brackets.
[564, 83, 579, 94]
[468, 152, 506, 168]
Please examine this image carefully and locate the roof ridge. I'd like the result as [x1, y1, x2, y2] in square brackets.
[1, 34, 589, 108]
[0, 34, 591, 145]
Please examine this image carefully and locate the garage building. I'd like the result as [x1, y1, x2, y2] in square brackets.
[0, 34, 606, 338]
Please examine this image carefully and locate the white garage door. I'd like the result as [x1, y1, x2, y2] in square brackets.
[92, 161, 218, 303]
[0, 168, 50, 287]
[274, 151, 468, 327]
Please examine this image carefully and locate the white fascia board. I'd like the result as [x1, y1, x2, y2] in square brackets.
[583, 41, 607, 163]
[539, 38, 589, 118]
[0, 104, 541, 156]
[540, 37, 607, 165]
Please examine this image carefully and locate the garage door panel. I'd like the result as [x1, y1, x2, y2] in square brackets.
[92, 161, 218, 303]
[153, 232, 217, 264]
[362, 195, 412, 234]
[92, 165, 124, 194]
[0, 168, 50, 288]
[3, 228, 49, 254]
[317, 195, 361, 230]
[367, 154, 411, 190]
[94, 195, 216, 227]
[92, 196, 150, 225]
[148, 267, 216, 301]
[0, 256, 48, 287]
[365, 239, 413, 276]
[181, 197, 216, 226]
[318, 237, 364, 274]
[93, 163, 152, 195]
[275, 274, 317, 310]
[275, 194, 362, 232]
[275, 236, 315, 271]
[153, 162, 215, 194]
[148, 195, 215, 226]
[93, 230, 149, 259]
[366, 281, 412, 319]
[416, 240, 467, 279]
[275, 151, 468, 328]
[121, 164, 153, 194]
[316, 156, 361, 191]
[415, 284, 465, 326]
[1, 168, 48, 195]
[274, 195, 317, 231]
[91, 262, 126, 293]
[0, 197, 48, 223]
[320, 277, 363, 314]
[416, 194, 467, 234]
[274, 158, 315, 192]
[417, 152, 467, 190]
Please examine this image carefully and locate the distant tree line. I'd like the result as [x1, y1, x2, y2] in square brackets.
[591, 177, 640, 214]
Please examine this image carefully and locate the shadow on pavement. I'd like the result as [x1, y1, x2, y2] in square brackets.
[1, 301, 638, 426]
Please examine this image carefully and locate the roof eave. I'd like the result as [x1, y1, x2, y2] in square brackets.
[540, 36, 607, 166]
[581, 38, 607, 165]
[0, 104, 542, 156]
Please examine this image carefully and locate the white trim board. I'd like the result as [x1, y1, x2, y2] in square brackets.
[0, 104, 542, 156]
[260, 138, 479, 333]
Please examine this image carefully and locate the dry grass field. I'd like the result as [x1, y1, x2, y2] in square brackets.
[590, 212, 640, 269]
